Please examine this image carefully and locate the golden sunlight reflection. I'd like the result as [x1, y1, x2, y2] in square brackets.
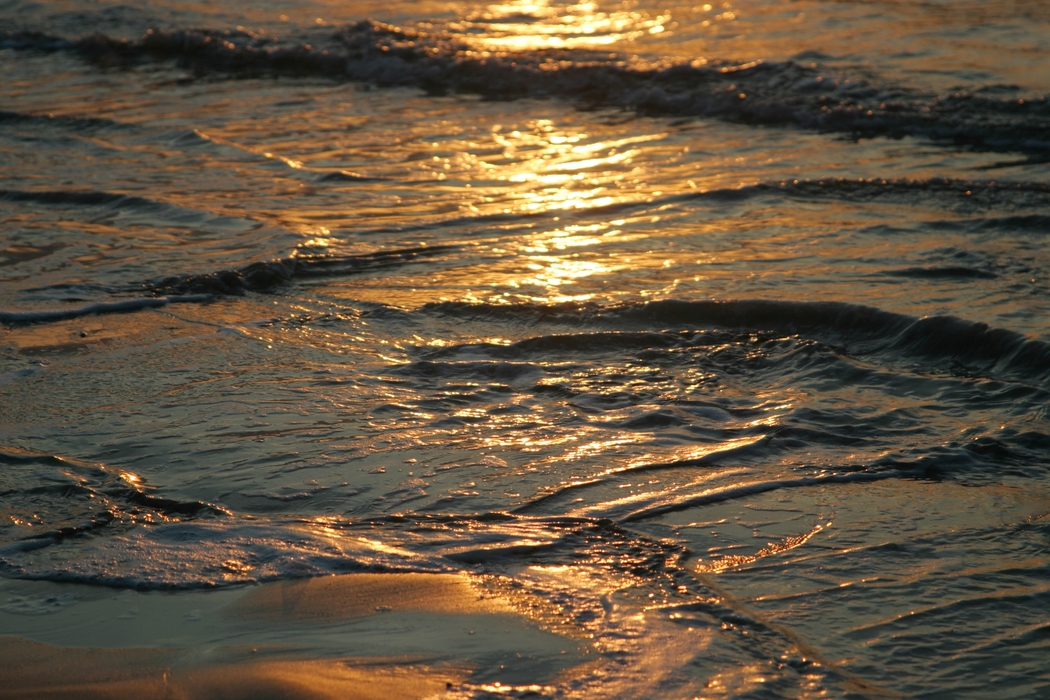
[461, 117, 675, 302]
[521, 224, 611, 253]
[489, 121, 664, 220]
[451, 0, 668, 52]
[524, 190, 617, 212]
[524, 257, 609, 283]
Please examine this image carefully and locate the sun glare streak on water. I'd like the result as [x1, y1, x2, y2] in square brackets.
[450, 0, 667, 52]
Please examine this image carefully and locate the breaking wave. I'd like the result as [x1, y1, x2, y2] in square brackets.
[4, 21, 1050, 154]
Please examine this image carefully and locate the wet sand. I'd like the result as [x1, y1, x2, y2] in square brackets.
[0, 573, 590, 699]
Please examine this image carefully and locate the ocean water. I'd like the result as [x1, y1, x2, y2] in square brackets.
[2, 0, 1050, 696]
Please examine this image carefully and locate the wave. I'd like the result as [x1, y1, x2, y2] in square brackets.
[930, 213, 1050, 234]
[4, 22, 1050, 155]
[0, 188, 263, 234]
[315, 170, 383, 183]
[0, 113, 386, 184]
[0, 244, 457, 324]
[513, 439, 769, 515]
[0, 447, 226, 557]
[424, 299, 1050, 387]
[370, 176, 1050, 239]
[0, 491, 664, 588]
[146, 244, 456, 296]
[0, 109, 129, 133]
[590, 470, 906, 523]
[879, 266, 998, 279]
[8, 178, 1047, 257]
[0, 295, 212, 324]
[0, 520, 454, 588]
[688, 177, 1050, 209]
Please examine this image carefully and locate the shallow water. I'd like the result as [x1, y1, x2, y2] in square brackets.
[2, 0, 1049, 697]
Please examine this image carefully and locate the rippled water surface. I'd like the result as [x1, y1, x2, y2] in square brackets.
[2, 0, 1050, 697]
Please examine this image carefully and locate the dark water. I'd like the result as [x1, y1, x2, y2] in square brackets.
[2, 0, 1049, 696]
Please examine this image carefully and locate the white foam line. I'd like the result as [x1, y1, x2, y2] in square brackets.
[0, 295, 212, 324]
[619, 470, 904, 523]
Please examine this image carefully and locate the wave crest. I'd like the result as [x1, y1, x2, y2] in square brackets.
[4, 21, 1049, 154]
[426, 298, 1050, 387]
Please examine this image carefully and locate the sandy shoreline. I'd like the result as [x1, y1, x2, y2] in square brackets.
[0, 573, 591, 699]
